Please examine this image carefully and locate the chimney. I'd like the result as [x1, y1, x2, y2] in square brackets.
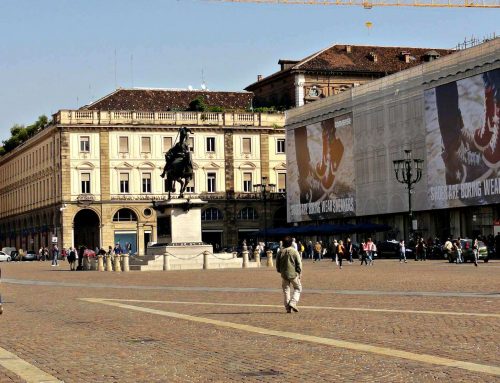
[401, 51, 411, 63]
[346, 45, 352, 53]
[369, 52, 378, 63]
[257, 75, 263, 82]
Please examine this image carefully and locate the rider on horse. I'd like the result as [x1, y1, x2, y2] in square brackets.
[161, 127, 194, 198]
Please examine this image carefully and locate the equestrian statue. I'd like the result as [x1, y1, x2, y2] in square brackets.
[160, 126, 194, 199]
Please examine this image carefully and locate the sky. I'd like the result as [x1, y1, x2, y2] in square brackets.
[0, 0, 498, 141]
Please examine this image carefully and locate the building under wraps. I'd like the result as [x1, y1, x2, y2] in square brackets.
[285, 38, 500, 241]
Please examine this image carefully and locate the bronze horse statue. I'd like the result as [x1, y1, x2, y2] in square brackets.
[161, 127, 194, 199]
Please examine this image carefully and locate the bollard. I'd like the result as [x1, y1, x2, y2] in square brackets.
[242, 250, 249, 268]
[266, 250, 274, 267]
[114, 254, 122, 272]
[122, 253, 129, 272]
[97, 255, 104, 272]
[106, 256, 113, 272]
[203, 251, 210, 270]
[163, 252, 170, 271]
[232, 252, 237, 259]
[254, 249, 261, 267]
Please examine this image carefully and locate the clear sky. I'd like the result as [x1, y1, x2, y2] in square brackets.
[0, 0, 498, 141]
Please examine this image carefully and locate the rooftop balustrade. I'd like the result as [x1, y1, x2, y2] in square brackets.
[54, 110, 285, 128]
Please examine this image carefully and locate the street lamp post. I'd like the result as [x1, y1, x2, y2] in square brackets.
[254, 176, 275, 250]
[393, 150, 424, 241]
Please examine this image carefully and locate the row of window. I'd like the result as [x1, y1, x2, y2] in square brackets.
[80, 172, 286, 194]
[1, 139, 59, 184]
[112, 207, 257, 222]
[201, 207, 259, 221]
[80, 136, 286, 155]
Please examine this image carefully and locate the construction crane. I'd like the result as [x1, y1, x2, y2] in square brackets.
[207, 0, 500, 9]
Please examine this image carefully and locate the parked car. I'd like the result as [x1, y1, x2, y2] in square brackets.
[1, 247, 18, 259]
[22, 250, 38, 261]
[267, 242, 281, 255]
[376, 240, 414, 258]
[0, 251, 12, 262]
[446, 239, 489, 263]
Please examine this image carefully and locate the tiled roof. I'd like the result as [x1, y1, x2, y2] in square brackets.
[296, 45, 454, 72]
[246, 44, 454, 89]
[83, 89, 253, 111]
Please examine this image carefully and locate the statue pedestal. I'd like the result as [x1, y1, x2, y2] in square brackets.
[146, 198, 213, 268]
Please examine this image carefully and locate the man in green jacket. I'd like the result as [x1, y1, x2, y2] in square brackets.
[276, 236, 302, 313]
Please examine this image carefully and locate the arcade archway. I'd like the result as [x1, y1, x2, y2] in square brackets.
[73, 209, 100, 249]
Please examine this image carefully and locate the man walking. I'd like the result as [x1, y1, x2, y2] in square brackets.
[276, 236, 302, 313]
[51, 244, 59, 266]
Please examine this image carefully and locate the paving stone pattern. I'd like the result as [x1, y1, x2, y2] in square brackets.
[0, 260, 499, 382]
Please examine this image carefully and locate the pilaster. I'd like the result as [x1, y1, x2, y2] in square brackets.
[100, 130, 110, 200]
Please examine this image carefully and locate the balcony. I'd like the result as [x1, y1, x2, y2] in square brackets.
[54, 110, 284, 128]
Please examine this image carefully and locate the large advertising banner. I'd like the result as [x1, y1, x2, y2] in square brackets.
[425, 68, 500, 209]
[287, 113, 355, 222]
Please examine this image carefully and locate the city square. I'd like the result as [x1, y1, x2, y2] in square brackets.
[1, 1, 500, 382]
[0, 259, 499, 382]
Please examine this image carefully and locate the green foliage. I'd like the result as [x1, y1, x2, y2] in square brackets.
[0, 115, 48, 156]
[189, 96, 207, 112]
[207, 106, 224, 113]
[251, 106, 278, 113]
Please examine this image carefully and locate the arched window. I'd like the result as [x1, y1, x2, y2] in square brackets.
[201, 207, 223, 221]
[113, 208, 138, 222]
[237, 207, 258, 220]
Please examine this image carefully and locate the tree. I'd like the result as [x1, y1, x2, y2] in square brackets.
[0, 115, 48, 156]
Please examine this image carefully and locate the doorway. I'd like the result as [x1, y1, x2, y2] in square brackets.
[73, 209, 100, 249]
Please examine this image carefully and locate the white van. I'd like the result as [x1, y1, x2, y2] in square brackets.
[1, 247, 17, 258]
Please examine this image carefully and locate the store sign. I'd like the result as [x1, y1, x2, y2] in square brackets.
[52, 236, 58, 243]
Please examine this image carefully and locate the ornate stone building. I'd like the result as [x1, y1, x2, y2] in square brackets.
[0, 89, 286, 254]
[245, 44, 454, 109]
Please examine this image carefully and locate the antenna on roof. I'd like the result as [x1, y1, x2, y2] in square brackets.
[130, 53, 134, 88]
[114, 49, 117, 89]
[201, 68, 207, 90]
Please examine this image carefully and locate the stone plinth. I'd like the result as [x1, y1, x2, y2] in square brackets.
[153, 198, 207, 244]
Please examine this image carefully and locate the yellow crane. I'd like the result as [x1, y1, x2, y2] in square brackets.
[207, 0, 500, 8]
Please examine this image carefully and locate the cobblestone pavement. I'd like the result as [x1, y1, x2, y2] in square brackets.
[0, 259, 499, 383]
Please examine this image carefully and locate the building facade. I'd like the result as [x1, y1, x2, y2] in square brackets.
[0, 90, 286, 254]
[285, 38, 500, 241]
[245, 44, 454, 110]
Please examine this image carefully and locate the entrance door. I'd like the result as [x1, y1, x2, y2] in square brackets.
[202, 231, 222, 252]
[73, 209, 100, 249]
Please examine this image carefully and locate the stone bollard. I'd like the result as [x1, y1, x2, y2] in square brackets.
[232, 252, 237, 259]
[97, 255, 104, 272]
[242, 250, 249, 268]
[106, 256, 113, 272]
[163, 252, 170, 271]
[122, 253, 129, 272]
[253, 249, 261, 267]
[203, 251, 210, 270]
[114, 254, 122, 272]
[266, 250, 274, 267]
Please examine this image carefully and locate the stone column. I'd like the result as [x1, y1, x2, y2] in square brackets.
[114, 254, 122, 272]
[97, 255, 104, 271]
[163, 252, 170, 271]
[203, 251, 210, 270]
[254, 249, 261, 267]
[106, 256, 113, 272]
[122, 254, 129, 272]
[266, 250, 274, 267]
[242, 249, 249, 268]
